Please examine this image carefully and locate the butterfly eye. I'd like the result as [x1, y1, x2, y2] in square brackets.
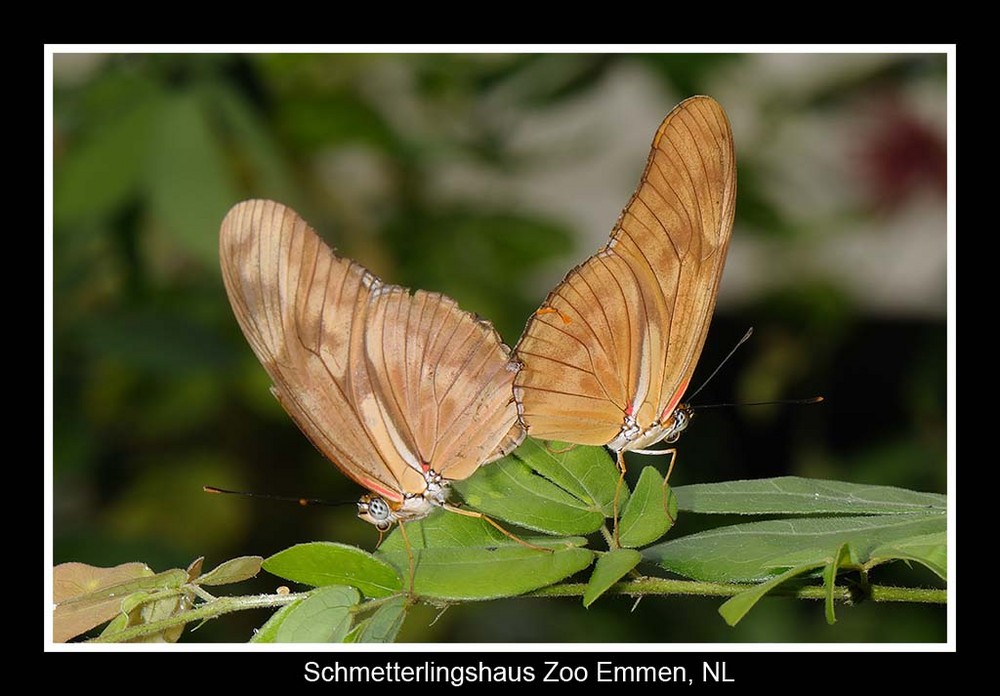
[368, 497, 391, 522]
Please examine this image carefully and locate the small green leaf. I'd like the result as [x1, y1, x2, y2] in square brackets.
[263, 543, 401, 598]
[618, 467, 676, 548]
[186, 557, 204, 582]
[249, 601, 303, 643]
[274, 586, 359, 643]
[197, 556, 263, 586]
[718, 562, 827, 626]
[455, 456, 605, 535]
[824, 543, 854, 624]
[356, 596, 408, 643]
[647, 513, 944, 583]
[513, 439, 624, 515]
[342, 621, 365, 643]
[674, 477, 946, 516]
[376, 513, 592, 600]
[583, 550, 641, 608]
[869, 531, 947, 580]
[98, 612, 130, 639]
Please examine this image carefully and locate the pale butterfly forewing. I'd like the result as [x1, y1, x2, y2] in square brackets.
[220, 199, 524, 529]
[513, 95, 736, 457]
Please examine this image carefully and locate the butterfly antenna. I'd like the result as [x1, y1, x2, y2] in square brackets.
[686, 327, 754, 404]
[691, 396, 825, 411]
[203, 486, 353, 508]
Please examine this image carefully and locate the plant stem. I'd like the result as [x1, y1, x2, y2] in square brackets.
[88, 592, 308, 643]
[527, 577, 946, 604]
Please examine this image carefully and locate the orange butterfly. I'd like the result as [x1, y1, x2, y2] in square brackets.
[513, 96, 736, 476]
[220, 200, 524, 531]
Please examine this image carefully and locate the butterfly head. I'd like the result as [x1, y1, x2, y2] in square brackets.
[661, 404, 693, 444]
[612, 404, 695, 453]
[357, 477, 449, 529]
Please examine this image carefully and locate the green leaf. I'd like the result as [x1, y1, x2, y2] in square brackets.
[869, 531, 947, 580]
[273, 586, 359, 643]
[55, 96, 159, 224]
[674, 477, 946, 516]
[824, 543, 853, 625]
[376, 513, 592, 600]
[145, 90, 238, 267]
[249, 601, 303, 643]
[263, 543, 401, 598]
[98, 612, 131, 639]
[455, 456, 605, 535]
[355, 596, 408, 643]
[647, 513, 945, 583]
[583, 550, 641, 608]
[342, 622, 365, 643]
[618, 467, 675, 548]
[718, 562, 827, 626]
[512, 439, 624, 515]
[196, 556, 263, 586]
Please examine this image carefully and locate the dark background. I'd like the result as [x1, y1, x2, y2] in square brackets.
[50, 52, 948, 642]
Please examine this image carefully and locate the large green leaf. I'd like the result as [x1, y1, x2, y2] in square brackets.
[512, 439, 624, 515]
[376, 513, 592, 600]
[263, 543, 402, 598]
[455, 457, 605, 535]
[647, 513, 945, 583]
[618, 466, 675, 548]
[273, 586, 359, 643]
[674, 477, 946, 515]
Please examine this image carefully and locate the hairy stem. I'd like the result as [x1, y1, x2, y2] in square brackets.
[527, 577, 946, 604]
[88, 592, 307, 643]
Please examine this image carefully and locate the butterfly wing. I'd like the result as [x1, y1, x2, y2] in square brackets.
[361, 287, 524, 481]
[220, 199, 425, 503]
[514, 96, 737, 443]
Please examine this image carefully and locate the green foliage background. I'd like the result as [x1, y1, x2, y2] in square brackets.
[51, 52, 947, 642]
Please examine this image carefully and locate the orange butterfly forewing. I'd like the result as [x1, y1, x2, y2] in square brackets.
[220, 200, 523, 529]
[513, 95, 736, 457]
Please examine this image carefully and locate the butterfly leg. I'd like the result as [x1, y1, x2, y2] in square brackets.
[544, 441, 578, 455]
[660, 447, 677, 525]
[612, 449, 628, 547]
[442, 503, 554, 553]
[396, 521, 418, 598]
